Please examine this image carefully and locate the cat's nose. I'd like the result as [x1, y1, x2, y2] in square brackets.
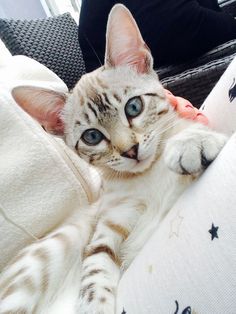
[121, 144, 139, 160]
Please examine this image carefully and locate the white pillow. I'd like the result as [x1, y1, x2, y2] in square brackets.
[0, 54, 101, 270]
[0, 38, 12, 65]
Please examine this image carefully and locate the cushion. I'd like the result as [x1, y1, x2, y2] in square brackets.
[117, 133, 236, 313]
[0, 54, 100, 270]
[0, 13, 85, 89]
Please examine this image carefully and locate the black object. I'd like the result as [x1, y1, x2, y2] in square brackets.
[208, 223, 219, 240]
[78, 0, 236, 73]
[0, 13, 85, 90]
[229, 77, 236, 101]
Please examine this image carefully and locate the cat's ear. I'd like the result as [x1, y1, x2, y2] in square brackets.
[105, 4, 153, 74]
[12, 86, 67, 135]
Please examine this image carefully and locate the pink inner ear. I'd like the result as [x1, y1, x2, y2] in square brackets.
[105, 4, 152, 73]
[40, 105, 65, 134]
[12, 86, 66, 135]
[115, 49, 150, 74]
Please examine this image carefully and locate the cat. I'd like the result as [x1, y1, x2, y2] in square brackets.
[0, 4, 227, 314]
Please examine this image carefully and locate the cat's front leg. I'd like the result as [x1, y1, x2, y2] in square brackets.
[0, 210, 92, 314]
[78, 200, 141, 314]
[164, 123, 227, 175]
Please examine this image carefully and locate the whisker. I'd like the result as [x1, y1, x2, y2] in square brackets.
[155, 119, 183, 137]
[83, 34, 103, 67]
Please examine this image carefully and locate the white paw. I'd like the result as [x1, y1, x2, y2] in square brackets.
[164, 127, 227, 175]
[78, 298, 115, 314]
[78, 286, 115, 314]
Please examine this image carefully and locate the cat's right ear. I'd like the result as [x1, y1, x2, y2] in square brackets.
[12, 86, 67, 135]
[105, 4, 153, 74]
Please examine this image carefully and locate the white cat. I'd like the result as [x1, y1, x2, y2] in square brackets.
[0, 4, 227, 314]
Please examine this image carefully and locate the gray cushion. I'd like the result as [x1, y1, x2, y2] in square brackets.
[0, 13, 85, 89]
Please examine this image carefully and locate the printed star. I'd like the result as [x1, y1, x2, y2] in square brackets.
[208, 223, 219, 241]
[169, 213, 184, 238]
[121, 309, 126, 314]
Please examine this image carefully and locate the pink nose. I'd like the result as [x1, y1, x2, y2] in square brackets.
[121, 144, 139, 160]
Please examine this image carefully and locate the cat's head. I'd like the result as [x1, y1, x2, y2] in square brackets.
[12, 4, 175, 176]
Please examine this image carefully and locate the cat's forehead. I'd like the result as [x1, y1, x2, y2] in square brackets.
[77, 66, 163, 98]
[70, 66, 165, 127]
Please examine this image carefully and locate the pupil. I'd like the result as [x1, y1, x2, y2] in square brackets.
[125, 97, 143, 119]
[82, 128, 103, 146]
[92, 132, 96, 139]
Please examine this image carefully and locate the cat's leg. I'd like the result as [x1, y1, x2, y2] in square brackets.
[164, 123, 228, 175]
[0, 209, 93, 314]
[78, 199, 141, 314]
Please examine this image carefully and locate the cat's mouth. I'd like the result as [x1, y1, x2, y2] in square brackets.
[129, 154, 155, 173]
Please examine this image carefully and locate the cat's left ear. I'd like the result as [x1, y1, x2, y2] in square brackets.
[12, 86, 67, 135]
[105, 4, 153, 74]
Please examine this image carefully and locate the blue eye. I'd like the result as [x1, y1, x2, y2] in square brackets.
[81, 129, 104, 146]
[125, 97, 143, 119]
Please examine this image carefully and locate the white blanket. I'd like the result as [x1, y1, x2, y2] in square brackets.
[0, 47, 101, 269]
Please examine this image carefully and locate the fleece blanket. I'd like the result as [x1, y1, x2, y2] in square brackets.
[0, 45, 101, 269]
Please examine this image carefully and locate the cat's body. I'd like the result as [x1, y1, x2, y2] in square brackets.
[0, 4, 227, 314]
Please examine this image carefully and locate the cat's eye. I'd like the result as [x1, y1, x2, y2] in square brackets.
[81, 128, 104, 146]
[125, 96, 143, 119]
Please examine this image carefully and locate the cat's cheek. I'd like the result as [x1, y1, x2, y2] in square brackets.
[139, 138, 157, 159]
[64, 133, 75, 150]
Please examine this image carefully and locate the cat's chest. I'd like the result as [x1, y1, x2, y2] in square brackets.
[102, 159, 193, 215]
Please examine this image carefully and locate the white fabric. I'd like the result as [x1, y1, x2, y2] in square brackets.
[117, 58, 236, 314]
[0, 55, 101, 270]
[201, 57, 236, 136]
[0, 39, 12, 65]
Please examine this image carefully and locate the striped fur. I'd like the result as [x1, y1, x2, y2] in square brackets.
[1, 4, 227, 314]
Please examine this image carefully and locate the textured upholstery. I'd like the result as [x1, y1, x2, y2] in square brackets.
[219, 0, 236, 15]
[0, 13, 85, 90]
[162, 52, 236, 107]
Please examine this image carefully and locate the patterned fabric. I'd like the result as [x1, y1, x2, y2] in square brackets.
[0, 13, 85, 90]
[201, 56, 236, 134]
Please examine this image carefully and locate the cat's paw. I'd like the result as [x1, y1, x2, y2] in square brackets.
[0, 250, 39, 313]
[77, 286, 115, 314]
[78, 290, 115, 314]
[164, 127, 227, 175]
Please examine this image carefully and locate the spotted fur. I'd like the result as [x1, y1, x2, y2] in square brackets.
[1, 4, 227, 314]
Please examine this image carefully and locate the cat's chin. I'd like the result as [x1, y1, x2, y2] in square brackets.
[125, 154, 155, 174]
